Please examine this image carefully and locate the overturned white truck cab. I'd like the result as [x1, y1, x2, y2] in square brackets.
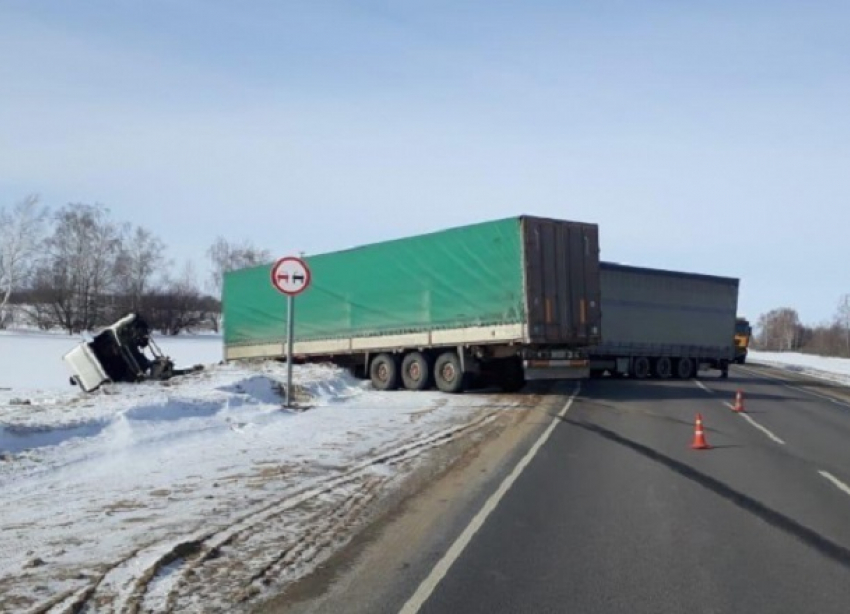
[63, 314, 191, 392]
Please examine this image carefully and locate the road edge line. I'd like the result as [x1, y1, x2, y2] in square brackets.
[397, 384, 581, 614]
[738, 365, 850, 408]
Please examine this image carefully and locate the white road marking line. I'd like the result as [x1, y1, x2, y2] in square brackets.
[723, 399, 786, 444]
[692, 370, 786, 445]
[739, 413, 785, 445]
[694, 380, 712, 393]
[818, 470, 850, 497]
[398, 384, 581, 614]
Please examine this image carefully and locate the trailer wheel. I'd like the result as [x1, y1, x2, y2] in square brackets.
[653, 357, 673, 379]
[401, 352, 431, 391]
[674, 357, 695, 379]
[370, 353, 399, 391]
[434, 351, 465, 394]
[632, 356, 651, 379]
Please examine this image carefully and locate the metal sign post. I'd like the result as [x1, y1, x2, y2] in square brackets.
[286, 294, 295, 407]
[270, 256, 312, 408]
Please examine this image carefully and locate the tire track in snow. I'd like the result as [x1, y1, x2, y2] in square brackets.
[44, 408, 505, 614]
[176, 473, 390, 611]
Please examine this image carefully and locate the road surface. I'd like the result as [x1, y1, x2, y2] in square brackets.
[269, 364, 850, 614]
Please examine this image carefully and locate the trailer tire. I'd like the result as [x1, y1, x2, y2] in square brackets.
[401, 352, 431, 391]
[434, 351, 465, 394]
[370, 353, 399, 391]
[674, 357, 695, 379]
[632, 356, 651, 379]
[653, 357, 673, 379]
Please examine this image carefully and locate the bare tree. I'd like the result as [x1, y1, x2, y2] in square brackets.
[0, 194, 48, 327]
[16, 287, 57, 331]
[756, 302, 850, 358]
[115, 225, 167, 314]
[757, 307, 803, 352]
[801, 321, 845, 358]
[206, 237, 271, 297]
[41, 204, 123, 333]
[147, 261, 214, 335]
[836, 294, 850, 356]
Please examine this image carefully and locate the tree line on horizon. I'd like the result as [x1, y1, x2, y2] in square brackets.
[8, 194, 850, 357]
[0, 194, 270, 334]
[754, 299, 850, 358]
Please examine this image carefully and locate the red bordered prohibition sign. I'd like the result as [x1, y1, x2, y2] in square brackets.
[270, 256, 312, 297]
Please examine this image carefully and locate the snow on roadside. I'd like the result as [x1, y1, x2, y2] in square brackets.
[0, 332, 520, 613]
[748, 351, 850, 387]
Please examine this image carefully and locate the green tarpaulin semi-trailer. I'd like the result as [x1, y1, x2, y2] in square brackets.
[222, 215, 601, 393]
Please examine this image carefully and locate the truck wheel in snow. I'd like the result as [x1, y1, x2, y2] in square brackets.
[632, 356, 651, 379]
[653, 357, 673, 379]
[675, 358, 695, 379]
[370, 353, 399, 391]
[435, 352, 465, 393]
[401, 352, 431, 391]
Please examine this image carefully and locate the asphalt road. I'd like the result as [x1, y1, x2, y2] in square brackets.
[401, 365, 850, 614]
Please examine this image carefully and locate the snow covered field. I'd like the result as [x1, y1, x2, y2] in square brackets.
[748, 351, 850, 387]
[0, 331, 520, 613]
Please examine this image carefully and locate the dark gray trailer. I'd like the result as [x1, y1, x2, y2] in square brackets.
[589, 262, 739, 379]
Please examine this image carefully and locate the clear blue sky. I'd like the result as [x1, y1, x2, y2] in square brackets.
[1, 1, 848, 323]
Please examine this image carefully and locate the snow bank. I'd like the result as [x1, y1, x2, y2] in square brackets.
[0, 330, 518, 613]
[748, 351, 850, 386]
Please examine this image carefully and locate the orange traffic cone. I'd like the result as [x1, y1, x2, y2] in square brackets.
[691, 414, 711, 450]
[732, 390, 745, 413]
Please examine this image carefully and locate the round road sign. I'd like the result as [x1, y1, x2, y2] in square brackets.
[270, 256, 312, 296]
